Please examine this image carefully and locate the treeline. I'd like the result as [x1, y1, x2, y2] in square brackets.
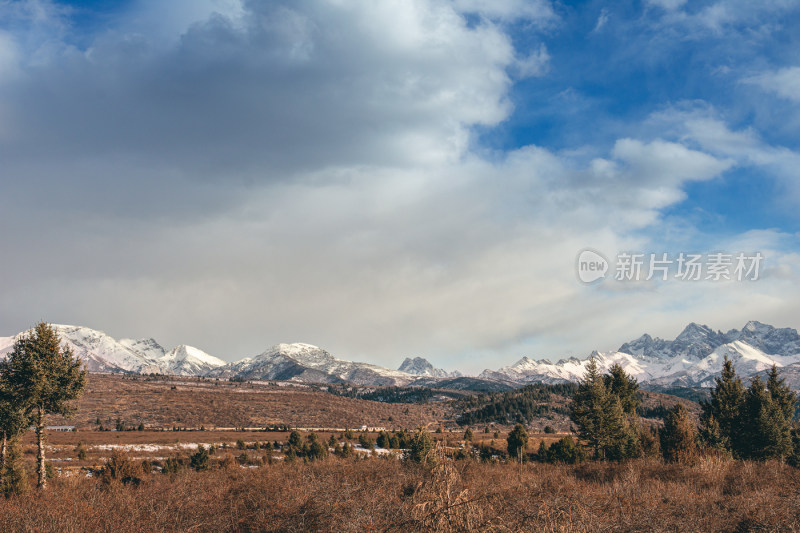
[325, 385, 437, 403]
[698, 359, 799, 462]
[565, 356, 800, 466]
[454, 383, 577, 426]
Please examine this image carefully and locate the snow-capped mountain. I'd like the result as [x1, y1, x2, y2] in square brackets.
[0, 325, 226, 376]
[119, 338, 167, 361]
[482, 321, 800, 388]
[398, 357, 461, 378]
[157, 345, 227, 376]
[0, 325, 160, 373]
[208, 343, 416, 386]
[3, 320, 799, 389]
[480, 351, 650, 384]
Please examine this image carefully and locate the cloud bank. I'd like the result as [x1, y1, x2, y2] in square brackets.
[0, 0, 798, 373]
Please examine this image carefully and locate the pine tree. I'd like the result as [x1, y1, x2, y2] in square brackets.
[766, 365, 797, 422]
[545, 436, 585, 464]
[537, 440, 548, 462]
[700, 356, 744, 455]
[660, 403, 699, 465]
[604, 363, 640, 415]
[0, 322, 87, 489]
[697, 413, 727, 454]
[288, 430, 302, 450]
[570, 356, 629, 459]
[190, 445, 210, 471]
[506, 424, 528, 462]
[0, 384, 31, 473]
[0, 437, 28, 496]
[597, 394, 630, 460]
[405, 427, 435, 466]
[740, 376, 792, 460]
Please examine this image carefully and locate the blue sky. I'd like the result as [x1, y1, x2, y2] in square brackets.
[0, 0, 798, 373]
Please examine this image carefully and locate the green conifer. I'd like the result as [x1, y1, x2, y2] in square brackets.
[660, 403, 699, 465]
[0, 322, 87, 489]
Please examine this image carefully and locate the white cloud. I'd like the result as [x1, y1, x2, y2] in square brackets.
[745, 66, 800, 102]
[611, 138, 734, 188]
[592, 8, 610, 32]
[514, 43, 549, 78]
[451, 0, 556, 23]
[646, 0, 687, 10]
[647, 0, 799, 38]
[0, 1, 796, 373]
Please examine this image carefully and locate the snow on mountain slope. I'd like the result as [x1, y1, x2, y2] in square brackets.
[0, 325, 226, 376]
[618, 322, 728, 362]
[647, 340, 800, 387]
[728, 321, 800, 356]
[480, 351, 652, 384]
[3, 320, 799, 388]
[0, 336, 14, 356]
[398, 357, 461, 378]
[484, 322, 800, 387]
[0, 325, 159, 373]
[157, 345, 227, 376]
[210, 343, 416, 386]
[119, 338, 167, 361]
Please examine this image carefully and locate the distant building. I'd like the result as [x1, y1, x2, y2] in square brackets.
[360, 425, 386, 432]
[45, 426, 75, 432]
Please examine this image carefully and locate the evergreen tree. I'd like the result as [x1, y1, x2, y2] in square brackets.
[190, 445, 210, 471]
[660, 403, 699, 464]
[740, 376, 792, 460]
[697, 413, 727, 454]
[308, 439, 328, 461]
[0, 437, 28, 497]
[700, 356, 744, 454]
[0, 384, 31, 473]
[537, 440, 548, 462]
[506, 424, 528, 462]
[766, 365, 797, 422]
[405, 427, 435, 466]
[339, 441, 353, 458]
[788, 425, 800, 468]
[0, 322, 87, 489]
[544, 436, 586, 464]
[570, 356, 628, 459]
[604, 363, 640, 415]
[287, 430, 302, 450]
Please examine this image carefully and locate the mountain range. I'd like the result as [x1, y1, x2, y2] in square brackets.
[480, 321, 800, 388]
[1, 321, 799, 389]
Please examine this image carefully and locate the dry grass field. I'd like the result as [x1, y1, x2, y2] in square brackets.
[46, 373, 440, 430]
[5, 372, 787, 532]
[1, 454, 799, 532]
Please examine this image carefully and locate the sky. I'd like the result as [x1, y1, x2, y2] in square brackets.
[0, 0, 799, 374]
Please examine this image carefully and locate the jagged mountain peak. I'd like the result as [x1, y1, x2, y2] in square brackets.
[398, 357, 459, 378]
[161, 345, 224, 365]
[157, 345, 226, 376]
[675, 322, 719, 342]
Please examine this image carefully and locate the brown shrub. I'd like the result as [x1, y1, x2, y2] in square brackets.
[99, 451, 141, 485]
[0, 457, 797, 532]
